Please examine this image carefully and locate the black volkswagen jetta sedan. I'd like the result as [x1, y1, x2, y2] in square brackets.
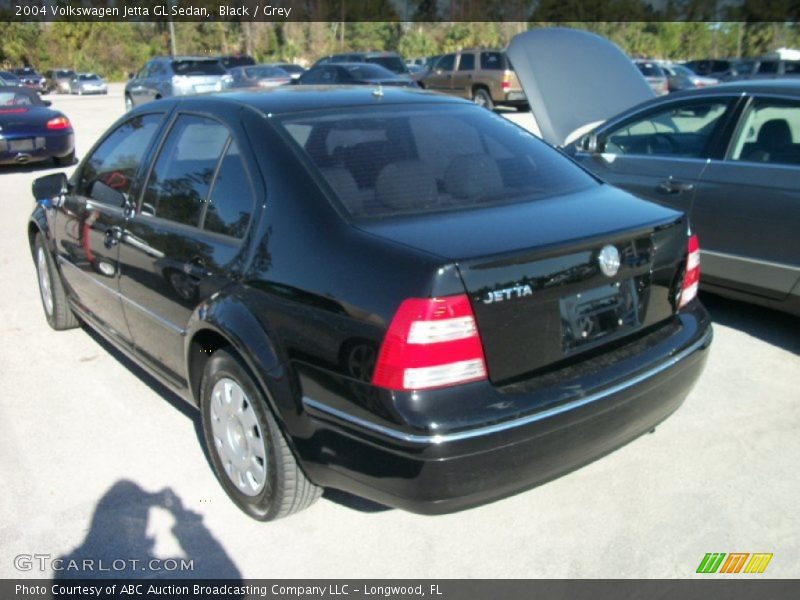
[29, 86, 712, 520]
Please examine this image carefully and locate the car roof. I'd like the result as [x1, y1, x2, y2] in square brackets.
[130, 85, 466, 116]
[642, 79, 800, 104]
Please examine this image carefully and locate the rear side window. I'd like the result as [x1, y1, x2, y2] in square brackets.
[784, 61, 800, 75]
[204, 142, 254, 238]
[141, 115, 229, 226]
[758, 61, 779, 74]
[480, 52, 505, 70]
[437, 54, 455, 71]
[458, 54, 475, 71]
[279, 105, 596, 219]
[79, 113, 163, 200]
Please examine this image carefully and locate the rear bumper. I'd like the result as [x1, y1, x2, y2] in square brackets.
[297, 305, 712, 513]
[0, 131, 74, 165]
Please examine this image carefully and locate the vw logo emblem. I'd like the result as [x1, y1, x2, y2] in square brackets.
[598, 245, 621, 277]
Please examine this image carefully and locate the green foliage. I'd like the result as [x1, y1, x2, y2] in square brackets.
[2, 21, 799, 79]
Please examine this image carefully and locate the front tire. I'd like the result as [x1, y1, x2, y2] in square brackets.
[124, 95, 133, 111]
[34, 233, 78, 330]
[200, 349, 321, 521]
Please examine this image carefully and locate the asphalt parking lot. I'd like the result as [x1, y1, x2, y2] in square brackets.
[1, 85, 798, 579]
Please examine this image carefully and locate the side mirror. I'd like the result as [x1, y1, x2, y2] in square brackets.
[128, 72, 135, 80]
[43, 100, 52, 107]
[579, 133, 600, 153]
[32, 172, 68, 201]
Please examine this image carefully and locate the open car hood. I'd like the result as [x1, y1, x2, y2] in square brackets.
[507, 28, 654, 147]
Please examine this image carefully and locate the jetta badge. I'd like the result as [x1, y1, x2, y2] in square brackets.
[598, 245, 621, 277]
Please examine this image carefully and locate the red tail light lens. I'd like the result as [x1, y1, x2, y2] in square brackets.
[678, 234, 700, 309]
[46, 116, 70, 130]
[372, 294, 487, 391]
[501, 72, 510, 91]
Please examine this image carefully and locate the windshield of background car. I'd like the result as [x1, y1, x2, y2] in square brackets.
[0, 89, 42, 106]
[244, 66, 286, 78]
[636, 63, 665, 77]
[55, 70, 75, 78]
[279, 104, 597, 219]
[79, 74, 100, 81]
[365, 56, 408, 74]
[172, 60, 226, 76]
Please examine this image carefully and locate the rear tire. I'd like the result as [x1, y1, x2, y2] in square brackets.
[472, 87, 494, 110]
[34, 233, 78, 331]
[200, 349, 321, 521]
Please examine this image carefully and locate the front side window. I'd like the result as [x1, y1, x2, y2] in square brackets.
[140, 115, 229, 226]
[602, 100, 730, 158]
[79, 113, 163, 201]
[280, 104, 596, 219]
[730, 100, 800, 166]
[437, 54, 455, 71]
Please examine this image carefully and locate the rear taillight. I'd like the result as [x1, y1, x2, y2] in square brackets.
[46, 116, 70, 130]
[501, 71, 510, 91]
[678, 234, 700, 309]
[372, 294, 487, 391]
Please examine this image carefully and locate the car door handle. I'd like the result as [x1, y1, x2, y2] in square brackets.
[658, 178, 694, 194]
[103, 226, 122, 249]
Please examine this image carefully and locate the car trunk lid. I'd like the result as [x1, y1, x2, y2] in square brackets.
[358, 185, 687, 383]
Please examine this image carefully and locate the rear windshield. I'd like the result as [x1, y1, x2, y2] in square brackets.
[277, 64, 304, 75]
[172, 60, 226, 76]
[345, 64, 395, 79]
[279, 105, 596, 219]
[365, 56, 408, 75]
[732, 60, 754, 75]
[220, 55, 256, 69]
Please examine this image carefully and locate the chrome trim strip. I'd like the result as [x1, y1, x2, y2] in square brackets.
[701, 249, 799, 271]
[302, 329, 713, 446]
[57, 256, 184, 335]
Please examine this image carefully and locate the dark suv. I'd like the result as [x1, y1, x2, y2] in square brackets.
[124, 56, 227, 110]
[314, 51, 410, 78]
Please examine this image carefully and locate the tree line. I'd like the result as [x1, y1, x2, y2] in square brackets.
[1, 21, 799, 80]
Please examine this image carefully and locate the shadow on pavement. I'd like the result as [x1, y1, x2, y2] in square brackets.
[700, 292, 799, 355]
[53, 480, 241, 580]
[322, 489, 392, 513]
[79, 323, 213, 470]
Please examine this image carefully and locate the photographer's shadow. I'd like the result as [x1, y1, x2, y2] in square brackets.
[53, 480, 241, 580]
